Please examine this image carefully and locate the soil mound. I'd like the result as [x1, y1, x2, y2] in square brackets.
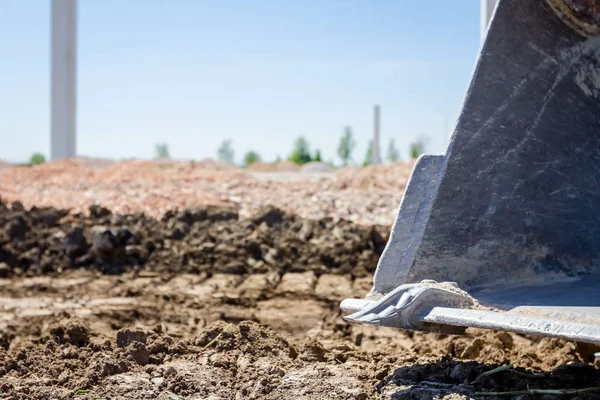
[334, 161, 415, 190]
[0, 201, 387, 278]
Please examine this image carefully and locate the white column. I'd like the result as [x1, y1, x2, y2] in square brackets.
[372, 105, 381, 165]
[480, 0, 498, 43]
[51, 0, 77, 161]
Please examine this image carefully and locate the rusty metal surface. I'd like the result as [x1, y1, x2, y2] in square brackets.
[547, 0, 600, 36]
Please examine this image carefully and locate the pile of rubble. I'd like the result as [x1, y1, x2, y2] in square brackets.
[0, 159, 415, 226]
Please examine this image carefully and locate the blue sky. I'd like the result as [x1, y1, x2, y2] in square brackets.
[0, 0, 481, 164]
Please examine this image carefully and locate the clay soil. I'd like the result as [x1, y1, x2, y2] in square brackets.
[2, 199, 600, 400]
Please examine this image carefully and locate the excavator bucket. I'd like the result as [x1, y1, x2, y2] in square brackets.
[341, 0, 600, 345]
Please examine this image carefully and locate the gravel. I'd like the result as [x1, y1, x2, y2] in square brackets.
[0, 159, 415, 226]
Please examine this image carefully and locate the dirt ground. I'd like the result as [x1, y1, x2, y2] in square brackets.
[1, 200, 600, 399]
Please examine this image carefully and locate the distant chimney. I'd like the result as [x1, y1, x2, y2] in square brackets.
[372, 105, 381, 165]
[480, 0, 498, 43]
[51, 0, 77, 161]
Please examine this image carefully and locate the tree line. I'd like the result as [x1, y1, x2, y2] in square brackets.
[24, 128, 428, 167]
[154, 127, 428, 167]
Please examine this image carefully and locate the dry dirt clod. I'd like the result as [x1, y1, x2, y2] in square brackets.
[299, 338, 328, 362]
[460, 338, 485, 359]
[126, 341, 150, 365]
[116, 327, 151, 348]
[495, 331, 514, 350]
[48, 321, 90, 347]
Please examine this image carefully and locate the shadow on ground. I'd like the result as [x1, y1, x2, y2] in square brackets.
[378, 359, 600, 399]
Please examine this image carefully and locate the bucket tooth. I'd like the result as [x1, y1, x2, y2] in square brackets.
[342, 0, 600, 343]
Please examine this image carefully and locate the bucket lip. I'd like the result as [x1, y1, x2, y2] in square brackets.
[424, 305, 600, 345]
[342, 275, 600, 344]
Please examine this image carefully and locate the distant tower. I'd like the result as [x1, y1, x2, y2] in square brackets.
[372, 105, 381, 165]
[480, 0, 498, 43]
[51, 0, 77, 161]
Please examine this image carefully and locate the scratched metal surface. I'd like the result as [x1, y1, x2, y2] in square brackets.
[366, 0, 600, 299]
[343, 0, 600, 341]
[428, 274, 600, 343]
[424, 306, 600, 344]
[472, 273, 600, 311]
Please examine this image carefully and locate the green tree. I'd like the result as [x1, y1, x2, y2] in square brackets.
[387, 138, 400, 162]
[288, 136, 312, 165]
[243, 151, 261, 166]
[363, 140, 373, 167]
[313, 149, 322, 162]
[154, 143, 170, 158]
[409, 136, 428, 159]
[337, 126, 356, 165]
[29, 153, 46, 165]
[217, 139, 235, 164]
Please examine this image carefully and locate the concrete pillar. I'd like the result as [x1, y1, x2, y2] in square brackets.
[480, 0, 498, 43]
[51, 0, 77, 161]
[372, 105, 381, 165]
